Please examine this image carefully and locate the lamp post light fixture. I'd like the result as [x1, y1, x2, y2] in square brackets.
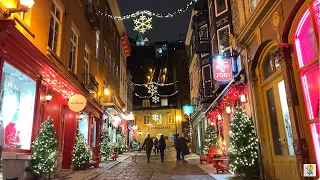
[5, 0, 35, 16]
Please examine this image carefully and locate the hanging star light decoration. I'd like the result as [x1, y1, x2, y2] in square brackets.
[147, 84, 158, 95]
[133, 13, 152, 34]
[152, 95, 160, 103]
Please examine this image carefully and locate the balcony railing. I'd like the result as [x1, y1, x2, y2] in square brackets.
[85, 3, 100, 30]
[193, 27, 210, 54]
[83, 73, 99, 93]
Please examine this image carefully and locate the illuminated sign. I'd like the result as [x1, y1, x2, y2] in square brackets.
[68, 94, 87, 112]
[183, 105, 194, 115]
[213, 58, 232, 81]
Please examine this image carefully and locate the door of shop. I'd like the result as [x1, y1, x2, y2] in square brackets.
[262, 75, 299, 180]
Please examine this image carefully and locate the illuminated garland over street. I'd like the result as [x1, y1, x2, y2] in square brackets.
[132, 81, 178, 87]
[97, 0, 197, 20]
[135, 90, 179, 98]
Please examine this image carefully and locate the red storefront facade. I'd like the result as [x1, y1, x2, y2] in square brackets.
[0, 20, 103, 179]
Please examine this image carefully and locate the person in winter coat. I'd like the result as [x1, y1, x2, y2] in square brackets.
[153, 137, 159, 154]
[177, 133, 189, 161]
[158, 135, 166, 162]
[173, 133, 180, 160]
[142, 134, 153, 163]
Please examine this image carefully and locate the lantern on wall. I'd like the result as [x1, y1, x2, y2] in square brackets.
[226, 106, 231, 114]
[240, 94, 246, 103]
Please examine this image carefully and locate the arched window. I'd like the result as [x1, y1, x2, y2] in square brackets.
[262, 45, 280, 80]
[292, 0, 319, 173]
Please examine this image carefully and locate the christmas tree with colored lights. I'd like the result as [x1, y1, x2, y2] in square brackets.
[72, 132, 93, 170]
[117, 132, 127, 154]
[31, 117, 58, 177]
[202, 125, 217, 154]
[228, 108, 260, 178]
[99, 132, 114, 160]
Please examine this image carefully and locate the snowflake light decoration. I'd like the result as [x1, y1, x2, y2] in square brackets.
[152, 96, 160, 103]
[133, 13, 152, 34]
[147, 84, 158, 95]
[152, 113, 159, 121]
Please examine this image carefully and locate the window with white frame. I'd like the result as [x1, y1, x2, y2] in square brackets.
[214, 0, 228, 16]
[104, 41, 107, 64]
[48, 0, 62, 54]
[96, 31, 100, 59]
[84, 44, 90, 83]
[69, 25, 79, 74]
[217, 25, 230, 54]
[161, 99, 168, 106]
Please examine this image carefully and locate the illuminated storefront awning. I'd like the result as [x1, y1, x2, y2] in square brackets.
[204, 69, 246, 114]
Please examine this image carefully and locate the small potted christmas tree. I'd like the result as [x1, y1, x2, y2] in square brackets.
[99, 132, 114, 160]
[30, 117, 58, 179]
[72, 132, 93, 170]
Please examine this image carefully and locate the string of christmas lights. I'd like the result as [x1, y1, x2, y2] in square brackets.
[135, 90, 179, 98]
[132, 81, 178, 87]
[97, 0, 197, 20]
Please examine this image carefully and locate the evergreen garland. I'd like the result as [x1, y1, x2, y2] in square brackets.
[72, 132, 93, 169]
[118, 132, 127, 154]
[99, 132, 114, 160]
[228, 108, 260, 178]
[31, 117, 58, 177]
[202, 125, 218, 154]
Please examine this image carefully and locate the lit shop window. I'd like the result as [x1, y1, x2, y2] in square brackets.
[0, 62, 36, 150]
[293, 0, 320, 173]
[78, 113, 89, 143]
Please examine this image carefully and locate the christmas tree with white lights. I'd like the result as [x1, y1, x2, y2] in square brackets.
[99, 132, 114, 160]
[228, 108, 259, 178]
[117, 132, 127, 154]
[31, 117, 58, 177]
[72, 132, 93, 169]
[202, 125, 217, 154]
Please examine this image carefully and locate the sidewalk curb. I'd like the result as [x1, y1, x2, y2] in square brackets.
[105, 155, 132, 170]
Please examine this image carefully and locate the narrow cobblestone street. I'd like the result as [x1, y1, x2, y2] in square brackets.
[96, 150, 215, 180]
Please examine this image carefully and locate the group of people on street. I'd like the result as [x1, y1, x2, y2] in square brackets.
[141, 132, 189, 163]
[142, 134, 166, 162]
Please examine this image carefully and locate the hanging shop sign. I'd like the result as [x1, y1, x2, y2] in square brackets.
[213, 58, 232, 81]
[183, 105, 194, 115]
[68, 94, 87, 112]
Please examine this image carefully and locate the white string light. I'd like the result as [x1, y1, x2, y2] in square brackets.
[132, 81, 178, 87]
[135, 90, 179, 98]
[96, 0, 198, 20]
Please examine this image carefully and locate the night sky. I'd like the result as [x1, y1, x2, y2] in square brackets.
[117, 0, 192, 42]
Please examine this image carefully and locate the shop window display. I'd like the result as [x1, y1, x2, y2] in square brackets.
[78, 113, 89, 143]
[0, 62, 36, 150]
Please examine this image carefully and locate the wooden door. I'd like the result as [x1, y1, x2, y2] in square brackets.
[262, 76, 299, 180]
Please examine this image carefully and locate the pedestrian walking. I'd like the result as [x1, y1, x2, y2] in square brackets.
[158, 135, 166, 162]
[142, 134, 153, 163]
[173, 133, 180, 160]
[153, 137, 158, 154]
[177, 133, 189, 161]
